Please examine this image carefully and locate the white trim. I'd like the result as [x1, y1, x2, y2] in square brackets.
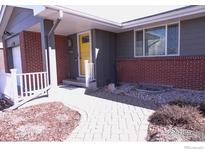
[178, 21, 181, 55]
[123, 6, 205, 29]
[134, 22, 180, 58]
[143, 29, 145, 56]
[45, 5, 122, 28]
[44, 5, 205, 30]
[0, 5, 6, 24]
[165, 25, 168, 56]
[77, 30, 92, 77]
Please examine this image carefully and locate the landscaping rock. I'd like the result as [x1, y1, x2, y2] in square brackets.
[107, 83, 116, 92]
[110, 83, 205, 106]
[0, 95, 14, 111]
[0, 102, 81, 141]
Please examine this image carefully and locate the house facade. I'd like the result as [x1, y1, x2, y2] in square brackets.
[0, 5, 205, 95]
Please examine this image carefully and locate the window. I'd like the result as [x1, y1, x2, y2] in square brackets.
[134, 23, 179, 57]
[167, 24, 179, 55]
[145, 26, 165, 56]
[135, 30, 143, 56]
[82, 36, 89, 43]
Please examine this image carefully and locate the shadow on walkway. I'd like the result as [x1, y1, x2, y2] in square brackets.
[85, 88, 161, 111]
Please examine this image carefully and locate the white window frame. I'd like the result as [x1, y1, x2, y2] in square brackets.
[134, 21, 180, 57]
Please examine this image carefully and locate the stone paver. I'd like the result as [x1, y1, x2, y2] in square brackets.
[21, 86, 154, 141]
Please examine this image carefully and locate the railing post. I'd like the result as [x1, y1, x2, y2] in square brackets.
[49, 47, 58, 90]
[85, 60, 90, 88]
[10, 69, 18, 104]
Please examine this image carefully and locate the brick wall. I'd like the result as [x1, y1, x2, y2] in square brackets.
[20, 31, 43, 73]
[55, 35, 69, 84]
[117, 56, 205, 90]
[19, 31, 69, 84]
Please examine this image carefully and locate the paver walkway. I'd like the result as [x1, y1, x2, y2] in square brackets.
[21, 86, 154, 141]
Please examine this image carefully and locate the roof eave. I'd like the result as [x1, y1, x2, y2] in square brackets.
[122, 5, 205, 29]
[0, 5, 14, 41]
[44, 5, 122, 28]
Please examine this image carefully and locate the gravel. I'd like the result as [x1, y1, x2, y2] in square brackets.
[110, 83, 205, 105]
[0, 102, 81, 141]
[146, 124, 205, 141]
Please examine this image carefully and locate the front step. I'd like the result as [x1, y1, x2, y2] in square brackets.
[63, 79, 86, 87]
[63, 79, 97, 89]
[76, 77, 85, 82]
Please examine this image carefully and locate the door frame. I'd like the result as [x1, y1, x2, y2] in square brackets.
[77, 30, 92, 77]
[12, 45, 22, 74]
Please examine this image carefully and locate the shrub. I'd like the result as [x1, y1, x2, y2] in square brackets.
[168, 100, 194, 107]
[148, 105, 205, 131]
[0, 96, 13, 111]
[199, 102, 205, 116]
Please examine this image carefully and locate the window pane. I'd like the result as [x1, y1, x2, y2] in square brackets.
[145, 26, 165, 56]
[135, 30, 143, 56]
[167, 24, 178, 55]
[82, 36, 89, 43]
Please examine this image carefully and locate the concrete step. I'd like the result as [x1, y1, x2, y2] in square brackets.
[63, 79, 86, 87]
[63, 79, 97, 89]
[76, 77, 85, 81]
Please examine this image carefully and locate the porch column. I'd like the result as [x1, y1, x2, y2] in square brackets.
[40, 19, 58, 88]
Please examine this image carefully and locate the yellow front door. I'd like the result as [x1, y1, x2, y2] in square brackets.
[79, 32, 91, 75]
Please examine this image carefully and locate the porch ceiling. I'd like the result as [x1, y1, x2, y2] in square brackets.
[27, 8, 122, 36]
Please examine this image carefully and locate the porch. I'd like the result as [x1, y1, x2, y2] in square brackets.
[0, 6, 117, 105]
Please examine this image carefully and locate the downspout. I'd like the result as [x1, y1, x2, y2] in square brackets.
[48, 10, 63, 37]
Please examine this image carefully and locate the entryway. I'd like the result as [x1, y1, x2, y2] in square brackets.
[78, 31, 92, 76]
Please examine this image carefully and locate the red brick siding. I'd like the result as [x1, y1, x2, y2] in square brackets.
[19, 31, 69, 84]
[117, 56, 205, 90]
[55, 35, 69, 84]
[19, 31, 43, 73]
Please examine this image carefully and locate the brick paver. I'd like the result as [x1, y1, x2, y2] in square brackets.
[21, 86, 154, 141]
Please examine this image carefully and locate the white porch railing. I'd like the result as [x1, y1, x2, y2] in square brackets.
[0, 69, 49, 104]
[85, 60, 95, 87]
[16, 71, 49, 101]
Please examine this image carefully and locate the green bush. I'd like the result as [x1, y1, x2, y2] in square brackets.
[148, 105, 205, 131]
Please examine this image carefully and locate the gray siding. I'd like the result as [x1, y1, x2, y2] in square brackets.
[6, 7, 42, 36]
[67, 34, 79, 79]
[93, 29, 117, 87]
[6, 35, 20, 48]
[180, 17, 205, 56]
[116, 30, 134, 58]
[116, 17, 205, 58]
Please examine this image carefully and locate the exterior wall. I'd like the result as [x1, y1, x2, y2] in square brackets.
[18, 31, 68, 84]
[115, 16, 205, 90]
[116, 30, 134, 58]
[92, 29, 117, 87]
[117, 56, 205, 90]
[67, 34, 79, 79]
[19, 31, 43, 73]
[116, 17, 205, 58]
[180, 17, 205, 56]
[55, 35, 69, 84]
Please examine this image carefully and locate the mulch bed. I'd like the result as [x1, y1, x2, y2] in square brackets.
[0, 102, 81, 141]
